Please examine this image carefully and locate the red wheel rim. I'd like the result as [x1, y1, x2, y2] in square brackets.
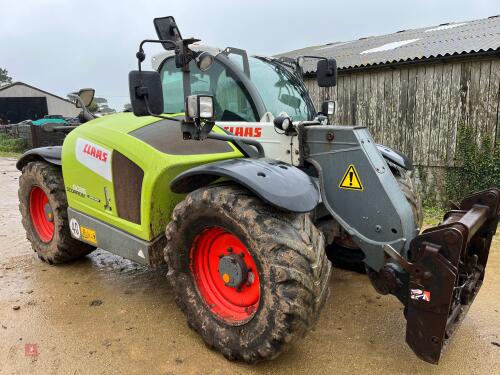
[29, 187, 54, 243]
[190, 227, 260, 324]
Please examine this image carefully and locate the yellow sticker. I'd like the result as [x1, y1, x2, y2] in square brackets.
[339, 164, 363, 191]
[81, 226, 97, 244]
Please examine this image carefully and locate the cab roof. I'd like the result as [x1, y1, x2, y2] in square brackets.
[151, 45, 224, 70]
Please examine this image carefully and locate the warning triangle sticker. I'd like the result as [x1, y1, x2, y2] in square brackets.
[339, 164, 363, 191]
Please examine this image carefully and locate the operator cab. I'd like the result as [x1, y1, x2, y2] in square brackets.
[152, 46, 322, 123]
[128, 15, 337, 143]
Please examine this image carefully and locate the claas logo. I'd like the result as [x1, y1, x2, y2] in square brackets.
[83, 144, 109, 162]
[223, 126, 262, 138]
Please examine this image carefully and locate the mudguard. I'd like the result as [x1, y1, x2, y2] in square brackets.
[377, 144, 413, 170]
[170, 158, 320, 213]
[16, 146, 62, 170]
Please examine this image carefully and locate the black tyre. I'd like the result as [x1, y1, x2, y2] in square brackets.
[164, 184, 331, 363]
[325, 161, 422, 271]
[326, 242, 367, 273]
[18, 161, 94, 264]
[389, 161, 423, 230]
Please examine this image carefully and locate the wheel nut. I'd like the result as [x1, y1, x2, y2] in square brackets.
[247, 271, 255, 284]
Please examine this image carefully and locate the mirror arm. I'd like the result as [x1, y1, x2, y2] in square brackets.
[139, 39, 177, 51]
[142, 95, 181, 122]
[67, 93, 96, 121]
[136, 39, 178, 71]
[67, 93, 85, 109]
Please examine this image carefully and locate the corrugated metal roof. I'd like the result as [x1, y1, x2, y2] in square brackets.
[277, 15, 500, 72]
[0, 82, 74, 103]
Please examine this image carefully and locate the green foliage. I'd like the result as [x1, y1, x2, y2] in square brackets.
[87, 100, 99, 113]
[423, 206, 445, 227]
[445, 123, 499, 203]
[0, 67, 12, 85]
[416, 165, 441, 207]
[87, 98, 116, 114]
[0, 134, 26, 153]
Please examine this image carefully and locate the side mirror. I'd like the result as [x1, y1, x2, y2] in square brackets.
[316, 59, 337, 87]
[128, 70, 164, 116]
[154, 16, 182, 50]
[74, 88, 95, 108]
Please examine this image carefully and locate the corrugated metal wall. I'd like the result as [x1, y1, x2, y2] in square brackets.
[0, 84, 80, 118]
[304, 57, 500, 202]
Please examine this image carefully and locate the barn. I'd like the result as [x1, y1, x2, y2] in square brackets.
[0, 82, 80, 124]
[279, 15, 500, 202]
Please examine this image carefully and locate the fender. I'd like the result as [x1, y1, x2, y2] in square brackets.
[16, 146, 62, 171]
[376, 144, 413, 170]
[170, 158, 320, 213]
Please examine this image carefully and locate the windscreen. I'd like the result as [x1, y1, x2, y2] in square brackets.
[247, 57, 315, 121]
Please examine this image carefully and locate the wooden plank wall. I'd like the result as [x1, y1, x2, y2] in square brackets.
[304, 57, 500, 202]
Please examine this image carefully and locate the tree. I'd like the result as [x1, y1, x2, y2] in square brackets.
[93, 97, 108, 105]
[99, 105, 116, 114]
[0, 68, 12, 86]
[87, 100, 99, 113]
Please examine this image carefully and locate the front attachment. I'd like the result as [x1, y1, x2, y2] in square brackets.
[403, 188, 499, 364]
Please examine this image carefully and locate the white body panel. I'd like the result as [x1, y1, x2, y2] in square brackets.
[217, 122, 300, 165]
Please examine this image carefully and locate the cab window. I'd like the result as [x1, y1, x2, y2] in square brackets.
[159, 57, 258, 122]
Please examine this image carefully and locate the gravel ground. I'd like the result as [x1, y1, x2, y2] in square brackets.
[0, 157, 499, 374]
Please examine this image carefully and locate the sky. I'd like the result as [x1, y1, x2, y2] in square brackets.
[0, 0, 498, 111]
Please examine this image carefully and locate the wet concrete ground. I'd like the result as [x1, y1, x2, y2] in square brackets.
[0, 157, 499, 374]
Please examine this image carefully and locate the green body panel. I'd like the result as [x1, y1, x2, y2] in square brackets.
[62, 112, 243, 241]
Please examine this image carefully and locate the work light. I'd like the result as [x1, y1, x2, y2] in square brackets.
[273, 116, 292, 132]
[195, 51, 214, 72]
[185, 95, 215, 121]
[321, 100, 336, 116]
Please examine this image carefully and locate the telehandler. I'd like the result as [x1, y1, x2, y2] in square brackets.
[17, 16, 499, 364]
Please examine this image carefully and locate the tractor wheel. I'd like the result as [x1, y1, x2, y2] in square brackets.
[18, 161, 94, 264]
[389, 161, 423, 230]
[164, 184, 331, 363]
[325, 161, 422, 271]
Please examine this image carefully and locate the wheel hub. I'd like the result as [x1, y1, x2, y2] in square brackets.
[43, 203, 54, 222]
[29, 186, 55, 243]
[219, 253, 248, 289]
[190, 227, 260, 324]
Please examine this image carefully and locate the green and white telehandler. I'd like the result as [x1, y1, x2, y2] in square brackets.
[17, 16, 499, 364]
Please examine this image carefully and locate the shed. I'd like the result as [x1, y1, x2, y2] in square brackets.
[0, 82, 80, 124]
[279, 15, 500, 202]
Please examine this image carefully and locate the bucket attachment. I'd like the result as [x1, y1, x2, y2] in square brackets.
[402, 188, 499, 364]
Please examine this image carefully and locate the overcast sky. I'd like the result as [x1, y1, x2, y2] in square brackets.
[1, 0, 498, 111]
